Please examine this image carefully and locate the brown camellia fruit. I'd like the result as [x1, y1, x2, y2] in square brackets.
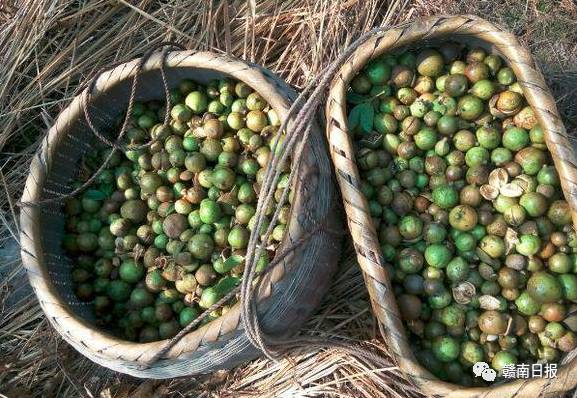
[119, 199, 148, 223]
[398, 294, 423, 321]
[513, 106, 537, 130]
[449, 205, 478, 231]
[479, 310, 509, 335]
[391, 65, 415, 88]
[541, 303, 567, 322]
[496, 90, 523, 113]
[416, 49, 445, 77]
[547, 200, 572, 227]
[162, 213, 188, 239]
[465, 62, 490, 83]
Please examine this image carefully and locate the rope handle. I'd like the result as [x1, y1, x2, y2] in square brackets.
[18, 41, 186, 207]
[237, 23, 396, 362]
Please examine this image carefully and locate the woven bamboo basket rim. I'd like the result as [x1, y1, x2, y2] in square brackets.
[19, 50, 322, 366]
[326, 14, 577, 398]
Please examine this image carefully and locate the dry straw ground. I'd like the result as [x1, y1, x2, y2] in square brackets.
[1, 1, 576, 397]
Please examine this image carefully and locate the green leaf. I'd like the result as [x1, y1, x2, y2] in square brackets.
[222, 254, 244, 272]
[359, 102, 375, 134]
[84, 189, 106, 201]
[99, 183, 114, 197]
[348, 104, 363, 131]
[215, 275, 241, 295]
[346, 92, 369, 105]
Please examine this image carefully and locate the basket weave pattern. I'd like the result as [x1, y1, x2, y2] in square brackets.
[20, 51, 342, 378]
[326, 15, 577, 398]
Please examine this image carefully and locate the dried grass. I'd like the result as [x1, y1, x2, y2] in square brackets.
[1, 0, 576, 397]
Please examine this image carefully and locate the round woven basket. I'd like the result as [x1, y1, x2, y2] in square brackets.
[19, 50, 342, 378]
[326, 15, 577, 398]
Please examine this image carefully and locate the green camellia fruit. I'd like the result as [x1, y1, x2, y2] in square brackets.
[199, 200, 221, 224]
[119, 259, 145, 284]
[516, 235, 541, 257]
[424, 244, 452, 268]
[502, 127, 529, 151]
[399, 214, 424, 240]
[527, 272, 562, 303]
[432, 336, 460, 362]
[63, 77, 296, 343]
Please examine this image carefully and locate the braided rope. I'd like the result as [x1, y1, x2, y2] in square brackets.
[18, 42, 185, 207]
[232, 22, 408, 368]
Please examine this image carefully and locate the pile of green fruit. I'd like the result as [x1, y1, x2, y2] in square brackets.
[63, 77, 290, 342]
[347, 43, 577, 385]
